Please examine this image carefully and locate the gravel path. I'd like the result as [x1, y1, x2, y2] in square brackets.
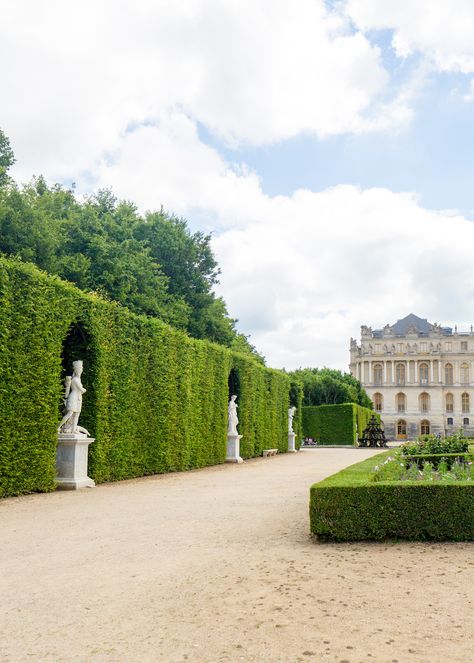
[1, 448, 473, 663]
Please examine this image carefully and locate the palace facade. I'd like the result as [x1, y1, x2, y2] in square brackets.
[349, 314, 474, 440]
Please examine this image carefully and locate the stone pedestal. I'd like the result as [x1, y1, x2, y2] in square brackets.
[226, 433, 243, 463]
[56, 433, 95, 490]
[288, 432, 297, 453]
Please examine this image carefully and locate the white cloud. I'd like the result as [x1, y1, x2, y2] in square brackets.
[1, 0, 408, 185]
[2, 1, 473, 370]
[90, 114, 474, 370]
[344, 0, 474, 73]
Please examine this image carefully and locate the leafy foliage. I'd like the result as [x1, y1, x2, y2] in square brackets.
[0, 129, 15, 188]
[0, 133, 263, 361]
[400, 432, 469, 457]
[290, 367, 372, 408]
[0, 257, 290, 497]
[310, 453, 474, 541]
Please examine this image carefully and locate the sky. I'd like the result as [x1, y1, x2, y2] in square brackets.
[2, 0, 474, 370]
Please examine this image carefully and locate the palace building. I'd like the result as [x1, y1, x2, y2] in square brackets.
[349, 314, 474, 440]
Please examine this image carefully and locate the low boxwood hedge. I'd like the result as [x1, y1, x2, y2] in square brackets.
[310, 453, 474, 541]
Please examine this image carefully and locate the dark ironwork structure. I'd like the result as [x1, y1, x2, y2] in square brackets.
[358, 414, 387, 448]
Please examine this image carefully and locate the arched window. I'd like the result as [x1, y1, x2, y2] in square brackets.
[396, 392, 406, 413]
[420, 419, 430, 435]
[397, 419, 407, 438]
[396, 363, 405, 385]
[445, 363, 453, 385]
[419, 392, 430, 413]
[419, 362, 429, 385]
[373, 393, 383, 412]
[461, 363, 470, 385]
[446, 393, 454, 413]
[373, 363, 383, 386]
[462, 392, 470, 413]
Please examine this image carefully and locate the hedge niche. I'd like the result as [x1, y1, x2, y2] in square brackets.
[302, 403, 377, 445]
[0, 257, 291, 497]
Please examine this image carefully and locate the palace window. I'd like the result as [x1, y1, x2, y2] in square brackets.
[461, 363, 470, 385]
[445, 342, 452, 352]
[445, 363, 453, 385]
[420, 419, 430, 435]
[396, 363, 405, 385]
[446, 393, 454, 413]
[419, 363, 429, 385]
[397, 419, 407, 437]
[420, 342, 427, 353]
[447, 417, 454, 425]
[462, 392, 470, 413]
[397, 343, 403, 353]
[464, 418, 470, 425]
[373, 393, 383, 412]
[396, 392, 406, 413]
[419, 392, 430, 413]
[461, 341, 468, 352]
[374, 344, 381, 353]
[373, 363, 383, 385]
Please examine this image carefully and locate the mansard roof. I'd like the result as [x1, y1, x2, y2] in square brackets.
[372, 313, 453, 337]
[391, 314, 432, 335]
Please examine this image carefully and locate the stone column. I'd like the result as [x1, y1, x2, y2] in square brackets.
[368, 361, 372, 384]
[430, 360, 434, 383]
[384, 361, 388, 384]
[438, 361, 442, 383]
[414, 361, 418, 384]
[56, 433, 95, 490]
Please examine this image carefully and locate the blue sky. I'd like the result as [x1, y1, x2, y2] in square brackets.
[203, 52, 474, 218]
[3, 0, 474, 368]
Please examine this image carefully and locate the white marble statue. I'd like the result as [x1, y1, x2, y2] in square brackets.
[228, 394, 239, 435]
[288, 406, 296, 434]
[58, 360, 90, 436]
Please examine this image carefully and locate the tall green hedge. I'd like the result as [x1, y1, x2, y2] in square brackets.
[310, 453, 474, 541]
[0, 257, 291, 497]
[302, 403, 377, 445]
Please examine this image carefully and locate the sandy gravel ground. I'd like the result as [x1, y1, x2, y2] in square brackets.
[1, 448, 473, 663]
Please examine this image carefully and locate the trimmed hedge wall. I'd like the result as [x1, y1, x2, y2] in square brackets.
[310, 453, 474, 541]
[302, 403, 377, 445]
[0, 257, 291, 497]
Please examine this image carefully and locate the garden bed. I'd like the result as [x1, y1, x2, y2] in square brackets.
[310, 451, 474, 542]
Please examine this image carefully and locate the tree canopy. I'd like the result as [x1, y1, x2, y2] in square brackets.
[0, 130, 264, 362]
[289, 367, 372, 408]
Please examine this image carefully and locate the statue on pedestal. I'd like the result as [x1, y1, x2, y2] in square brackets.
[58, 360, 90, 436]
[56, 359, 95, 489]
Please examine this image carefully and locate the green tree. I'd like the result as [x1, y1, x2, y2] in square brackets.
[0, 128, 15, 188]
[290, 367, 372, 408]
